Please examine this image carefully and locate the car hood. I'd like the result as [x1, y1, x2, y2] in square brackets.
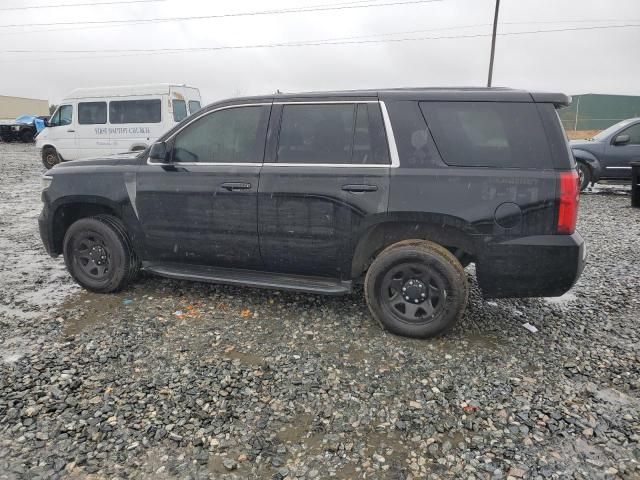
[52, 151, 142, 170]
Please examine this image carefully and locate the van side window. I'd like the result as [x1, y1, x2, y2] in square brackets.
[78, 102, 107, 125]
[173, 100, 187, 122]
[172, 106, 268, 163]
[189, 100, 201, 114]
[419, 102, 552, 169]
[276, 103, 386, 165]
[109, 99, 161, 124]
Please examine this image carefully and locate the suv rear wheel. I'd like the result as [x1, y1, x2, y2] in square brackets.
[364, 240, 468, 338]
[63, 215, 140, 293]
[42, 147, 61, 169]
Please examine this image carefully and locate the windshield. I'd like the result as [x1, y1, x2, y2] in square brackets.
[592, 119, 634, 141]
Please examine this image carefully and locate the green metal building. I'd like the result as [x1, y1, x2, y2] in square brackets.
[559, 93, 640, 131]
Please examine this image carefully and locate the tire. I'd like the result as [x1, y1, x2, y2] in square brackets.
[63, 215, 140, 293]
[577, 162, 591, 191]
[364, 240, 468, 338]
[42, 147, 61, 169]
[20, 129, 34, 143]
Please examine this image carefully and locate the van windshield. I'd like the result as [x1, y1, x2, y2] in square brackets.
[173, 100, 187, 122]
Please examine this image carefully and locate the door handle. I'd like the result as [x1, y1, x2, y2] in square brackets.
[67, 129, 75, 133]
[221, 182, 252, 191]
[342, 184, 378, 193]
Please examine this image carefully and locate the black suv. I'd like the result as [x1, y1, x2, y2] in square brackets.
[39, 88, 585, 338]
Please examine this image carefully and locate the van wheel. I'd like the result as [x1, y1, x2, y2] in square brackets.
[63, 215, 140, 293]
[364, 240, 468, 338]
[577, 162, 591, 191]
[42, 147, 60, 169]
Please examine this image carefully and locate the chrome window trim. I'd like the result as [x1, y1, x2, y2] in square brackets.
[146, 100, 401, 168]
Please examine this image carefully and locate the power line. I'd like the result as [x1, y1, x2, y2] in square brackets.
[0, 0, 165, 11]
[2, 23, 638, 62]
[0, 0, 442, 28]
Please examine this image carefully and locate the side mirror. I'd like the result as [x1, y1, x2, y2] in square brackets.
[613, 134, 630, 146]
[149, 141, 168, 162]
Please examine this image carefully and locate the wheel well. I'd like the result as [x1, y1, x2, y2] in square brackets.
[351, 222, 476, 278]
[51, 203, 118, 255]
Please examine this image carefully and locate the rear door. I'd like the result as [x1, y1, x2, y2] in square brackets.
[76, 100, 109, 158]
[258, 100, 391, 279]
[602, 122, 640, 179]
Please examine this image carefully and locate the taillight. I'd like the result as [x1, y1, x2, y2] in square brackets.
[557, 170, 579, 234]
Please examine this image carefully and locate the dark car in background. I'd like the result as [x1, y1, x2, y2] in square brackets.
[39, 87, 585, 338]
[0, 114, 49, 143]
[571, 117, 640, 190]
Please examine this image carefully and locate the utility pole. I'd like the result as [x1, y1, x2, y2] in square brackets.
[487, 0, 500, 87]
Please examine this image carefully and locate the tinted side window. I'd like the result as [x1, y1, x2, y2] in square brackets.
[172, 106, 267, 163]
[385, 101, 444, 168]
[277, 103, 385, 165]
[420, 102, 552, 168]
[78, 102, 107, 125]
[109, 99, 161, 124]
[59, 105, 73, 126]
[189, 100, 201, 114]
[173, 100, 187, 122]
[619, 123, 640, 144]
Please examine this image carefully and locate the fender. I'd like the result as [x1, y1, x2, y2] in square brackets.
[350, 213, 479, 278]
[572, 148, 602, 181]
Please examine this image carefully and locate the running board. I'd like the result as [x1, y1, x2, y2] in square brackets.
[143, 262, 352, 295]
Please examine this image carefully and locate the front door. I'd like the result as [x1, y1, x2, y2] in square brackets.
[136, 103, 271, 269]
[603, 122, 640, 179]
[48, 104, 77, 160]
[258, 101, 390, 279]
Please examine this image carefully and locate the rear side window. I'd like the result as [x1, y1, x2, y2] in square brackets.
[420, 102, 552, 169]
[276, 103, 387, 165]
[109, 99, 161, 124]
[173, 100, 187, 122]
[78, 102, 107, 125]
[189, 100, 201, 114]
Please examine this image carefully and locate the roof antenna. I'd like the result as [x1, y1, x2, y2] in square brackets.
[276, 89, 282, 94]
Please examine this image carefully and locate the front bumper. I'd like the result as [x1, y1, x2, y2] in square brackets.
[476, 232, 586, 298]
[38, 201, 57, 257]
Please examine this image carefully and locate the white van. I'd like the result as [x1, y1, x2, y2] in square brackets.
[37, 83, 201, 168]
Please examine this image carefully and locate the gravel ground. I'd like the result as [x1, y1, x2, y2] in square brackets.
[0, 143, 638, 480]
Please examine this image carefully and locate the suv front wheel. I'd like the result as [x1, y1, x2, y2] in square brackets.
[365, 240, 468, 338]
[63, 215, 140, 293]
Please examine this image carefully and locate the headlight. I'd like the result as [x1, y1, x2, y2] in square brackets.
[12, 125, 20, 131]
[41, 174, 53, 190]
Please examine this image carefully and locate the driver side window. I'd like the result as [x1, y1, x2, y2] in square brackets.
[619, 123, 640, 145]
[172, 105, 268, 163]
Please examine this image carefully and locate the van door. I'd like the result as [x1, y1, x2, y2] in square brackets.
[258, 101, 390, 278]
[47, 104, 77, 160]
[109, 98, 163, 154]
[76, 100, 109, 158]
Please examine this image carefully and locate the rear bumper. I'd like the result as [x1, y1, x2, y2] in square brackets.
[476, 232, 586, 298]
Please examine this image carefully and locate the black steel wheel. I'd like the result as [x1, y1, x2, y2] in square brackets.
[63, 215, 140, 293]
[42, 146, 60, 169]
[365, 240, 468, 338]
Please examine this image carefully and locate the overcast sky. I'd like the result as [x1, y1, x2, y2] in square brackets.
[0, 0, 638, 105]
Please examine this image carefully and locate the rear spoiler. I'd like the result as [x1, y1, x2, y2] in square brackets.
[530, 92, 571, 108]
